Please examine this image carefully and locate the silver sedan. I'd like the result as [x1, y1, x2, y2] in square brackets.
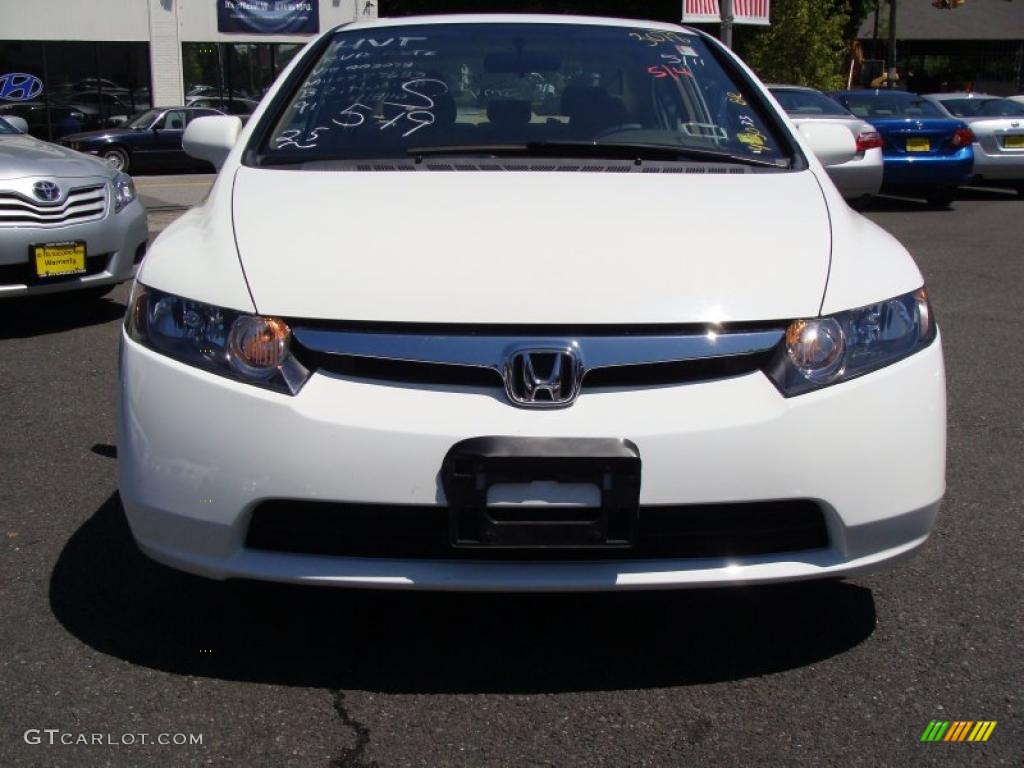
[0, 115, 147, 299]
[768, 85, 883, 204]
[923, 93, 1024, 195]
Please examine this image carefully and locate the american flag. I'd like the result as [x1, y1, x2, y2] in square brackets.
[682, 0, 770, 25]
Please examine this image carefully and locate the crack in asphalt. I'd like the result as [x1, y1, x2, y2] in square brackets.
[330, 690, 377, 768]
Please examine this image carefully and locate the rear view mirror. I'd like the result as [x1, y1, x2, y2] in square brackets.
[798, 122, 857, 167]
[183, 115, 243, 171]
[3, 115, 29, 133]
[484, 51, 561, 74]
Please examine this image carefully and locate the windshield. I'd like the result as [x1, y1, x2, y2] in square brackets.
[127, 109, 161, 128]
[941, 98, 1024, 118]
[257, 23, 789, 165]
[841, 94, 943, 119]
[771, 88, 850, 117]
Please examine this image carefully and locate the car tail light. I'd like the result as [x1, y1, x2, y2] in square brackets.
[950, 127, 974, 148]
[855, 130, 883, 152]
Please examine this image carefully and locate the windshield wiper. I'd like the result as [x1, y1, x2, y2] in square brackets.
[407, 141, 790, 169]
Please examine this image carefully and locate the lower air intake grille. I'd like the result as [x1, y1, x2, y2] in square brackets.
[246, 500, 829, 560]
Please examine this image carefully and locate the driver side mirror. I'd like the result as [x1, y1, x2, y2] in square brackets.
[183, 115, 243, 171]
[798, 122, 857, 167]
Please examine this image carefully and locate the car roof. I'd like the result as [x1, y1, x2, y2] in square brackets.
[926, 92, 999, 100]
[336, 13, 700, 34]
[766, 84, 823, 92]
[833, 89, 921, 98]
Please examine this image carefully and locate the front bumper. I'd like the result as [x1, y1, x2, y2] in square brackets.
[0, 194, 147, 298]
[118, 332, 947, 591]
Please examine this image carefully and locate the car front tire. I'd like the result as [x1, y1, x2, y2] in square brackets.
[100, 147, 129, 173]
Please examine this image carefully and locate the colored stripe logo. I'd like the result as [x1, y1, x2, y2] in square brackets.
[921, 721, 997, 742]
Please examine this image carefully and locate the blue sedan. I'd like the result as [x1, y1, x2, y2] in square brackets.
[830, 90, 974, 207]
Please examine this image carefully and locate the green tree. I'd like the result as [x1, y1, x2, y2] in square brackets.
[741, 0, 850, 90]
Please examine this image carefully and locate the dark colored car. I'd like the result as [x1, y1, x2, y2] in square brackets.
[0, 102, 87, 140]
[59, 106, 223, 173]
[830, 89, 974, 207]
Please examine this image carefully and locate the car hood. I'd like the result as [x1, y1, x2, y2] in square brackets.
[0, 134, 113, 180]
[232, 166, 832, 324]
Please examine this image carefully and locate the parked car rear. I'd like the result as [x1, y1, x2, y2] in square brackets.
[769, 85, 882, 203]
[830, 89, 973, 207]
[923, 93, 1024, 195]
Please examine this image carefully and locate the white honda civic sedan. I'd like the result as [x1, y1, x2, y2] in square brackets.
[118, 15, 946, 591]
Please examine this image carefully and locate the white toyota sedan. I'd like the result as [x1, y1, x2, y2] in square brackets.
[118, 15, 946, 591]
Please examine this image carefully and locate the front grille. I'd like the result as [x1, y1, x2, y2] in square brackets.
[305, 351, 774, 391]
[246, 500, 829, 560]
[0, 252, 111, 286]
[0, 184, 107, 227]
[289, 325, 786, 394]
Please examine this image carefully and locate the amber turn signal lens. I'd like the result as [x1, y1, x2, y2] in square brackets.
[228, 316, 290, 376]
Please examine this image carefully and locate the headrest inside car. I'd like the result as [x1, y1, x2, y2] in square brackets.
[487, 99, 532, 128]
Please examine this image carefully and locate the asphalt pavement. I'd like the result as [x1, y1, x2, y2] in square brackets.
[0, 184, 1021, 767]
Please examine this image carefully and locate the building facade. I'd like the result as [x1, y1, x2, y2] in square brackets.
[857, 0, 1024, 95]
[0, 0, 370, 139]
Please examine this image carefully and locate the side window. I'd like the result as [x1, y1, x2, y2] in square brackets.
[157, 110, 186, 130]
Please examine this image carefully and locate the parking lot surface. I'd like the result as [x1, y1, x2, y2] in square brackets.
[1, 187, 1021, 767]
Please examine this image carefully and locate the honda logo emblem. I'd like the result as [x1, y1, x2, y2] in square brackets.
[504, 347, 582, 408]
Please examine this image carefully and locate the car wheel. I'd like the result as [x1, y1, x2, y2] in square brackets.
[100, 147, 129, 172]
[925, 188, 955, 209]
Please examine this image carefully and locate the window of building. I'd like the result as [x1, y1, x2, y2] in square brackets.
[0, 41, 151, 140]
[182, 42, 302, 116]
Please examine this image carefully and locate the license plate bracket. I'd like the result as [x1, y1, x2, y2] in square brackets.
[30, 241, 87, 279]
[441, 437, 641, 549]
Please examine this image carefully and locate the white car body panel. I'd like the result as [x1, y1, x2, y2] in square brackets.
[121, 14, 946, 590]
[232, 167, 831, 323]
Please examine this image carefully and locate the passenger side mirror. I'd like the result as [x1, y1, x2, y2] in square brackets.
[3, 115, 29, 133]
[183, 115, 243, 171]
[798, 122, 857, 167]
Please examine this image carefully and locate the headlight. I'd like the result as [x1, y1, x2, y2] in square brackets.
[126, 284, 310, 395]
[767, 287, 936, 396]
[112, 172, 136, 213]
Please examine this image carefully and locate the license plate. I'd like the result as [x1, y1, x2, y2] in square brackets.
[906, 137, 930, 152]
[443, 437, 641, 548]
[1004, 135, 1024, 149]
[32, 241, 86, 278]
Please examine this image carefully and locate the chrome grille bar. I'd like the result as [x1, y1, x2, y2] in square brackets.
[291, 328, 785, 373]
[0, 184, 107, 227]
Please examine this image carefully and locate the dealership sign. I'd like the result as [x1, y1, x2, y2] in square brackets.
[0, 73, 44, 101]
[217, 0, 319, 34]
[682, 0, 770, 25]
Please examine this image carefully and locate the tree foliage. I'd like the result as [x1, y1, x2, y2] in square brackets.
[739, 0, 850, 90]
